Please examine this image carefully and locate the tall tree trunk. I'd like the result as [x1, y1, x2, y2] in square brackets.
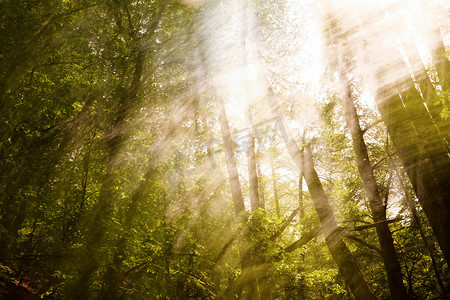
[398, 79, 450, 203]
[374, 70, 450, 266]
[415, 29, 450, 147]
[247, 106, 273, 300]
[340, 76, 408, 299]
[298, 131, 306, 220]
[354, 10, 450, 265]
[265, 94, 377, 299]
[244, 2, 375, 296]
[218, 103, 246, 217]
[197, 3, 259, 294]
[247, 107, 261, 211]
[390, 159, 449, 299]
[302, 145, 378, 300]
[336, 0, 450, 265]
[376, 87, 450, 266]
[270, 152, 280, 217]
[298, 174, 304, 220]
[217, 101, 259, 299]
[418, 34, 450, 212]
[256, 154, 265, 210]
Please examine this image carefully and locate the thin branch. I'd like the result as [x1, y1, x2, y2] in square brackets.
[372, 152, 397, 169]
[345, 218, 402, 232]
[345, 234, 382, 255]
[214, 231, 239, 263]
[271, 207, 300, 241]
[362, 119, 383, 134]
[284, 227, 321, 253]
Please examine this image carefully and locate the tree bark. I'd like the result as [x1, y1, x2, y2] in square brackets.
[410, 30, 450, 147]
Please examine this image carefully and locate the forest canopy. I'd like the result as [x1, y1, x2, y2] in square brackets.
[0, 0, 449, 299]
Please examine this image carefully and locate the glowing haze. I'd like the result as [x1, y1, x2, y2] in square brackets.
[194, 0, 448, 118]
[179, 0, 449, 212]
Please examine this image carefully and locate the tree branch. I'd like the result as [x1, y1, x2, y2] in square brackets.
[284, 227, 321, 253]
[271, 207, 300, 241]
[362, 119, 383, 134]
[345, 218, 402, 232]
[345, 234, 382, 255]
[372, 152, 396, 169]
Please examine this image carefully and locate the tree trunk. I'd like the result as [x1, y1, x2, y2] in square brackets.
[247, 107, 261, 211]
[375, 80, 450, 266]
[263, 97, 377, 298]
[217, 100, 260, 299]
[270, 153, 280, 217]
[247, 106, 274, 299]
[412, 30, 450, 147]
[218, 103, 246, 216]
[340, 76, 408, 299]
[302, 145, 378, 300]
[256, 154, 265, 210]
[391, 159, 449, 299]
[298, 131, 306, 220]
[298, 173, 304, 220]
[354, 18, 450, 265]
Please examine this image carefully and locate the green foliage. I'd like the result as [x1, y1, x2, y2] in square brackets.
[0, 0, 449, 299]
